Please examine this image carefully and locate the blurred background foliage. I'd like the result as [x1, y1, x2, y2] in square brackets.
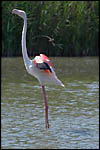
[2, 1, 99, 57]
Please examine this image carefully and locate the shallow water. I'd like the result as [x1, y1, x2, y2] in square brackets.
[1, 57, 99, 149]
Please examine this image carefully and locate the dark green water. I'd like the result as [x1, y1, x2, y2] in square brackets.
[1, 57, 99, 149]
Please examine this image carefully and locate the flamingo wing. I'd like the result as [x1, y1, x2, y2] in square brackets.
[37, 62, 52, 73]
[33, 54, 53, 73]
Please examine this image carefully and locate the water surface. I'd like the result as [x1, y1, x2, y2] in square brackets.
[1, 57, 99, 149]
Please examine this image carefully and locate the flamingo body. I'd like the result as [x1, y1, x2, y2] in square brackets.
[26, 53, 64, 87]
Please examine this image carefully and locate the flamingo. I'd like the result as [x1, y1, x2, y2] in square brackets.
[12, 9, 64, 128]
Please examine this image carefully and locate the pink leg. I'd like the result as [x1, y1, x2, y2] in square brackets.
[42, 85, 49, 128]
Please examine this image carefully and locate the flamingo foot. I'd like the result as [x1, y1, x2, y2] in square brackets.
[46, 122, 49, 128]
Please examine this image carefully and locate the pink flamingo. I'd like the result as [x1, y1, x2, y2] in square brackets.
[12, 9, 64, 128]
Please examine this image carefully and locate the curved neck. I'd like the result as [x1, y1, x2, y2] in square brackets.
[22, 16, 30, 65]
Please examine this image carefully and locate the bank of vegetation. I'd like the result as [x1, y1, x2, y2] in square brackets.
[2, 1, 99, 57]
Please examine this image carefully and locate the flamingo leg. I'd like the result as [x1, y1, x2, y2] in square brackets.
[42, 85, 49, 128]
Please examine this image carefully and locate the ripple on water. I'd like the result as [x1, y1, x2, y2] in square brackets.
[1, 57, 99, 149]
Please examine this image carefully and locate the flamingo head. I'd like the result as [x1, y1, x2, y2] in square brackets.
[12, 9, 26, 19]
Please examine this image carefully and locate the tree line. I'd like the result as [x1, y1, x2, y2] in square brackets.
[2, 1, 99, 57]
